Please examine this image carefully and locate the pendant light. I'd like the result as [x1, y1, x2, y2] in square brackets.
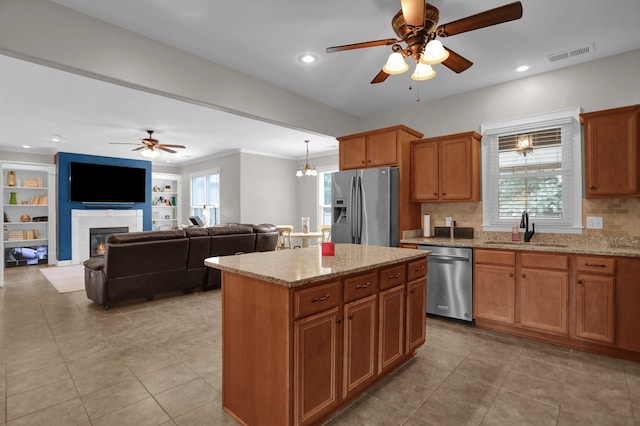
[420, 40, 450, 65]
[296, 140, 318, 177]
[140, 147, 160, 159]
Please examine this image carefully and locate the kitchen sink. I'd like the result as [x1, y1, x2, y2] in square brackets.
[483, 241, 568, 248]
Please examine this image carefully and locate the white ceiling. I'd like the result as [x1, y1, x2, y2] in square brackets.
[1, 0, 640, 165]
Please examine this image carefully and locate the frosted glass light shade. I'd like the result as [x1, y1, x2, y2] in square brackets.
[420, 40, 450, 65]
[140, 148, 160, 159]
[411, 63, 436, 81]
[383, 52, 409, 75]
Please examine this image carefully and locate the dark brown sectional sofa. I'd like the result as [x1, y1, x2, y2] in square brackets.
[83, 223, 277, 308]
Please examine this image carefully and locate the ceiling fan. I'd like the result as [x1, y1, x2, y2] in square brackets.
[326, 0, 523, 84]
[110, 130, 186, 154]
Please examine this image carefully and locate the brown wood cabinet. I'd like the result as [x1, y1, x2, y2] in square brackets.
[573, 255, 616, 344]
[338, 125, 424, 242]
[378, 284, 405, 374]
[475, 249, 640, 362]
[411, 131, 482, 202]
[517, 252, 569, 336]
[580, 104, 640, 198]
[474, 249, 516, 325]
[343, 294, 378, 399]
[406, 277, 427, 353]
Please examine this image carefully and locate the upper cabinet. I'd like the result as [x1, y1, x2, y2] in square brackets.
[580, 104, 640, 198]
[411, 131, 481, 202]
[338, 125, 423, 171]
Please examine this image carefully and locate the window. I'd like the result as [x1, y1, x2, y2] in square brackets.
[191, 169, 220, 226]
[481, 108, 582, 233]
[318, 166, 338, 226]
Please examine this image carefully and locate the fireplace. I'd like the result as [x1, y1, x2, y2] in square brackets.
[89, 227, 128, 258]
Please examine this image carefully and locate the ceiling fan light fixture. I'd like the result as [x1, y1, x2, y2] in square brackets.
[140, 147, 160, 159]
[420, 40, 450, 65]
[411, 62, 436, 81]
[383, 52, 409, 75]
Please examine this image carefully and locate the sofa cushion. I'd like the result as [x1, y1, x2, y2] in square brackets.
[185, 227, 209, 237]
[208, 224, 253, 236]
[107, 229, 186, 244]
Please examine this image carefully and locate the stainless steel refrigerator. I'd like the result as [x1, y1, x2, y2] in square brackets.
[331, 166, 399, 247]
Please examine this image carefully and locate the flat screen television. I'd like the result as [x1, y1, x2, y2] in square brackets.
[69, 162, 146, 203]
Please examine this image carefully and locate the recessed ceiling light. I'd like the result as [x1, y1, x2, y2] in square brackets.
[299, 54, 317, 64]
[50, 133, 66, 142]
[22, 145, 30, 149]
[165, 160, 171, 163]
[516, 65, 530, 72]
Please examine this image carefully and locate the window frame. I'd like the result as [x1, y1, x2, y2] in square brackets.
[480, 108, 582, 234]
[189, 168, 220, 226]
[317, 165, 338, 227]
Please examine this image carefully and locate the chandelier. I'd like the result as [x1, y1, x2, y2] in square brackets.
[296, 140, 318, 177]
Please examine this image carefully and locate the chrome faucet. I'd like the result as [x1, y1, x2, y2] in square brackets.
[520, 211, 535, 242]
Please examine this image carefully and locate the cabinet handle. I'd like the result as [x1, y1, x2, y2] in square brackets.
[348, 314, 353, 320]
[522, 274, 526, 278]
[389, 273, 401, 279]
[509, 272, 514, 277]
[442, 193, 446, 196]
[433, 193, 438, 196]
[589, 185, 595, 190]
[311, 294, 330, 303]
[356, 282, 371, 289]
[410, 288, 415, 294]
[336, 317, 341, 324]
[585, 263, 606, 268]
[415, 265, 425, 272]
[577, 279, 584, 284]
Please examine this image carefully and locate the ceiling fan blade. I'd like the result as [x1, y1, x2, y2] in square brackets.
[157, 146, 177, 154]
[157, 144, 186, 149]
[436, 1, 523, 37]
[401, 0, 424, 27]
[370, 69, 390, 84]
[326, 38, 398, 53]
[132, 146, 146, 151]
[441, 47, 473, 73]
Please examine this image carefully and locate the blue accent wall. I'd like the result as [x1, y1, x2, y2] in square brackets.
[56, 152, 152, 261]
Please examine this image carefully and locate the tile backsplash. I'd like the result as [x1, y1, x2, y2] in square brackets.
[420, 198, 640, 243]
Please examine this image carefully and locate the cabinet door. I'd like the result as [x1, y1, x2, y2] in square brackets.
[518, 268, 569, 336]
[339, 136, 366, 170]
[366, 131, 397, 167]
[411, 141, 439, 201]
[343, 294, 377, 399]
[378, 284, 405, 374]
[294, 307, 341, 426]
[474, 264, 515, 324]
[574, 273, 615, 344]
[583, 107, 639, 197]
[439, 137, 473, 200]
[406, 278, 426, 354]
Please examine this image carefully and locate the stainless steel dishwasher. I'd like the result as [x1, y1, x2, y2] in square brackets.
[419, 245, 474, 324]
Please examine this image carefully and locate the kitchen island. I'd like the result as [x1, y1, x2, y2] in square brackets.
[205, 244, 429, 426]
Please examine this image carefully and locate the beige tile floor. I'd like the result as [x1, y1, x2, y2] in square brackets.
[1, 265, 639, 425]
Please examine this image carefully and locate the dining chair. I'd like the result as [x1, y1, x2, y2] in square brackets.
[318, 224, 331, 242]
[276, 225, 294, 249]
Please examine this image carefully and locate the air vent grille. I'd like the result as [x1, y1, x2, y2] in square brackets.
[546, 43, 594, 63]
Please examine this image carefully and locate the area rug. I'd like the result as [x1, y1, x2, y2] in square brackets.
[40, 264, 85, 293]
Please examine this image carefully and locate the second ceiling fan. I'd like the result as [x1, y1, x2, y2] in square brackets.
[326, 1, 523, 84]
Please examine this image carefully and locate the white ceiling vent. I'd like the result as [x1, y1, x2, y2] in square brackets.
[546, 43, 594, 63]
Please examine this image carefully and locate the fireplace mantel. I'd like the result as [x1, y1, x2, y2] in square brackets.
[71, 209, 143, 265]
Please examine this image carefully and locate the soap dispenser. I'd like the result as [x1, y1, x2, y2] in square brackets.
[511, 223, 520, 241]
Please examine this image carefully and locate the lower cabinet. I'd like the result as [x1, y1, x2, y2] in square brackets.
[294, 307, 341, 425]
[292, 260, 427, 426]
[572, 256, 616, 344]
[517, 252, 569, 336]
[474, 249, 516, 325]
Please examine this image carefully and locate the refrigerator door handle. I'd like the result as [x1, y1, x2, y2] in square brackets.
[349, 176, 357, 242]
[357, 175, 363, 244]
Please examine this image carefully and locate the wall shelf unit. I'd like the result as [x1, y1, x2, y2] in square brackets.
[151, 172, 182, 230]
[1, 162, 57, 286]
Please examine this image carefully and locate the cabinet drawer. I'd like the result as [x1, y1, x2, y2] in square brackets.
[520, 252, 568, 270]
[576, 256, 616, 275]
[380, 264, 406, 290]
[295, 281, 341, 319]
[475, 249, 515, 266]
[344, 272, 378, 303]
[407, 258, 428, 281]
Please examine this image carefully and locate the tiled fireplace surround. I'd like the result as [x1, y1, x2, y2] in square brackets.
[71, 209, 143, 265]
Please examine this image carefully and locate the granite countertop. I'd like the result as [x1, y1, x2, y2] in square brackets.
[400, 236, 640, 258]
[204, 243, 429, 288]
